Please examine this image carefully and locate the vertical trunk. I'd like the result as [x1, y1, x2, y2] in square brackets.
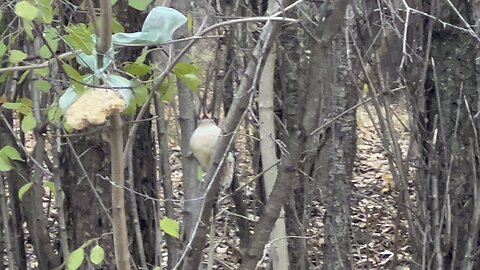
[169, 4, 206, 267]
[259, 44, 290, 270]
[0, 110, 26, 270]
[0, 172, 15, 270]
[153, 96, 179, 267]
[277, 8, 309, 268]
[405, 1, 480, 269]
[303, 1, 355, 269]
[221, 0, 253, 254]
[317, 37, 356, 270]
[110, 113, 130, 270]
[62, 134, 115, 267]
[114, 3, 155, 266]
[278, 2, 355, 269]
[21, 43, 61, 269]
[181, 1, 288, 268]
[0, 10, 60, 267]
[169, 0, 210, 267]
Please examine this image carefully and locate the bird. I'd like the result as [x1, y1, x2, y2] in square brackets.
[189, 118, 234, 191]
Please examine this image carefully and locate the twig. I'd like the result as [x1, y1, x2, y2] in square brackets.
[97, 174, 205, 203]
[109, 113, 130, 270]
[123, 5, 303, 157]
[310, 86, 405, 135]
[0, 110, 52, 177]
[0, 52, 75, 73]
[0, 172, 16, 270]
[126, 140, 148, 269]
[51, 125, 70, 261]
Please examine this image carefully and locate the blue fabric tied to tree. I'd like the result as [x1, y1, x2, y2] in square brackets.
[59, 6, 187, 113]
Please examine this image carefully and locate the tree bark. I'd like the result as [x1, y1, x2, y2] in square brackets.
[404, 0, 480, 269]
[258, 44, 290, 270]
[179, 2, 289, 268]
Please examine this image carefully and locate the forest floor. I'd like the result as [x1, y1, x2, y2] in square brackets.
[349, 104, 412, 269]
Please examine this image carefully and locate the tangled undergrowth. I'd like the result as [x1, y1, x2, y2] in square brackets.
[166, 103, 414, 269]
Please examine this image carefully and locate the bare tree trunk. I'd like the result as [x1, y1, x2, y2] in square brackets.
[240, 2, 355, 269]
[153, 96, 179, 267]
[24, 41, 61, 269]
[168, 2, 207, 267]
[311, 3, 356, 270]
[258, 44, 290, 270]
[179, 2, 290, 268]
[403, 0, 480, 269]
[0, 172, 16, 270]
[221, 0, 252, 255]
[0, 81, 27, 270]
[62, 134, 115, 267]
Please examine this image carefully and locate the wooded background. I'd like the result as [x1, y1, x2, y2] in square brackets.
[0, 0, 479, 269]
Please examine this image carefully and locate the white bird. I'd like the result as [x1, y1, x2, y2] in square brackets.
[189, 119, 234, 191]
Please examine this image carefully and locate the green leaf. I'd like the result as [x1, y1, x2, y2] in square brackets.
[0, 72, 11, 83]
[15, 1, 39, 21]
[173, 62, 199, 75]
[173, 63, 201, 91]
[0, 146, 23, 161]
[124, 63, 150, 77]
[21, 114, 37, 132]
[196, 166, 205, 181]
[0, 41, 6, 56]
[48, 105, 61, 123]
[43, 27, 58, 51]
[22, 17, 34, 39]
[160, 217, 180, 239]
[2, 102, 31, 115]
[64, 122, 73, 133]
[39, 45, 51, 58]
[62, 64, 85, 92]
[9, 50, 28, 63]
[17, 70, 31, 85]
[18, 183, 33, 201]
[2, 102, 23, 110]
[34, 67, 49, 77]
[0, 155, 12, 172]
[152, 267, 161, 270]
[111, 17, 124, 33]
[62, 64, 82, 81]
[36, 0, 53, 23]
[133, 84, 149, 106]
[43, 181, 56, 196]
[187, 12, 193, 34]
[158, 78, 176, 102]
[34, 79, 51, 92]
[128, 0, 152, 11]
[135, 49, 149, 64]
[66, 247, 85, 270]
[123, 101, 136, 115]
[362, 83, 369, 97]
[89, 245, 105, 265]
[177, 73, 201, 92]
[19, 97, 33, 107]
[64, 23, 94, 55]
